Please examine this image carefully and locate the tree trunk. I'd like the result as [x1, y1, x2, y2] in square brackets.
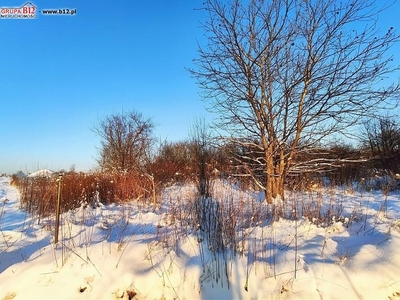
[265, 145, 286, 204]
[265, 174, 284, 204]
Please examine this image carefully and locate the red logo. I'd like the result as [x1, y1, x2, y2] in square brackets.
[1, 2, 36, 19]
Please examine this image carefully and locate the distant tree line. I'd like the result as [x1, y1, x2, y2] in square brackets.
[91, 110, 400, 198]
[11, 111, 400, 219]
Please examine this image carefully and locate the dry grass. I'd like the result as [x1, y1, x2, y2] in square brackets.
[11, 171, 154, 220]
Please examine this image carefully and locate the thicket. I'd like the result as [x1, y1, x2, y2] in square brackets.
[12, 141, 400, 221]
[11, 171, 153, 219]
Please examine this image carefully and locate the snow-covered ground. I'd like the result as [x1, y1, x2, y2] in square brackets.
[27, 169, 54, 178]
[1, 176, 400, 299]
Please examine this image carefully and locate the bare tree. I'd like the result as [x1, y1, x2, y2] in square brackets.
[94, 110, 154, 175]
[362, 115, 400, 173]
[190, 117, 214, 198]
[190, 0, 400, 203]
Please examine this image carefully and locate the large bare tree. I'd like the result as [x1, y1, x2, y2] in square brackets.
[190, 0, 400, 203]
[94, 110, 154, 175]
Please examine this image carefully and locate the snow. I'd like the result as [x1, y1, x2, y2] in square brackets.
[1, 176, 400, 299]
[27, 169, 54, 178]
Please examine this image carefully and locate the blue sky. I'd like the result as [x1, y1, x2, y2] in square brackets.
[0, 0, 210, 174]
[1, 1, 399, 175]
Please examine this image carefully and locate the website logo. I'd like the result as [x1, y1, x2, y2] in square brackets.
[1, 2, 36, 19]
[1, 2, 77, 19]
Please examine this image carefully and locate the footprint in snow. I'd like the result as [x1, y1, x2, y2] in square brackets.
[388, 291, 400, 299]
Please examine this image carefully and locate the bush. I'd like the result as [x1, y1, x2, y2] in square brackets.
[14, 171, 154, 219]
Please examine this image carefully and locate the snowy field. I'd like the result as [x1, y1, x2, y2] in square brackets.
[1, 175, 400, 299]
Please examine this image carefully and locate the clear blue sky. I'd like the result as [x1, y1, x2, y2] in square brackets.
[0, 1, 399, 175]
[0, 0, 210, 174]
